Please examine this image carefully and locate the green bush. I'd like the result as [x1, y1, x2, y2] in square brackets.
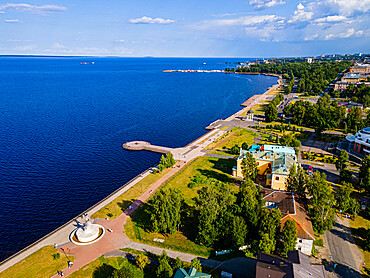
[52, 253, 60, 260]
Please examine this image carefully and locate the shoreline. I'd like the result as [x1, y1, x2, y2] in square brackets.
[0, 74, 281, 273]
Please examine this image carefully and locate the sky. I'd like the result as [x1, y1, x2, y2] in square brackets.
[1, 0, 369, 57]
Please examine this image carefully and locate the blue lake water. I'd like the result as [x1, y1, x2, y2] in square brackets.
[0, 57, 277, 261]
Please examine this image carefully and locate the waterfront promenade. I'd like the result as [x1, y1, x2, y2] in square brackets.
[0, 75, 281, 276]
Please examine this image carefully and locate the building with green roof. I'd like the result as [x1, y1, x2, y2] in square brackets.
[173, 267, 211, 278]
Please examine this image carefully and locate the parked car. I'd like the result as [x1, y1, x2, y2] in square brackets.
[307, 166, 313, 175]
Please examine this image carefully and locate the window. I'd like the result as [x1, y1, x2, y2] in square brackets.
[275, 176, 280, 181]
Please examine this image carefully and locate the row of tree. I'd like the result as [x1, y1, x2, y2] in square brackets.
[158, 152, 176, 172]
[149, 177, 298, 257]
[265, 93, 284, 122]
[341, 83, 370, 108]
[283, 93, 364, 133]
[246, 61, 351, 95]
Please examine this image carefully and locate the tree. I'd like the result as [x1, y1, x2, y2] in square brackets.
[335, 150, 348, 172]
[238, 178, 263, 233]
[241, 152, 258, 180]
[258, 233, 275, 254]
[287, 164, 307, 194]
[241, 142, 249, 150]
[340, 169, 353, 183]
[173, 257, 183, 271]
[136, 253, 149, 271]
[282, 220, 297, 257]
[165, 152, 176, 167]
[360, 155, 370, 193]
[111, 264, 143, 278]
[190, 258, 202, 272]
[258, 208, 281, 242]
[156, 252, 173, 278]
[336, 182, 354, 213]
[229, 216, 248, 249]
[265, 103, 278, 123]
[195, 185, 234, 247]
[306, 171, 335, 234]
[150, 188, 183, 234]
[231, 144, 240, 155]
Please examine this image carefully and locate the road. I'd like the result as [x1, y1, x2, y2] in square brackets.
[325, 216, 363, 277]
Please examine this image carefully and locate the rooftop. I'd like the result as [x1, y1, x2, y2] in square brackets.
[240, 145, 297, 176]
[343, 73, 362, 79]
[261, 189, 315, 241]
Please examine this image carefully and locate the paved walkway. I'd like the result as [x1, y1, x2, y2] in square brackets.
[325, 216, 363, 278]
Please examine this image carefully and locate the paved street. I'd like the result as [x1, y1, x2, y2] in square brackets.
[325, 216, 363, 278]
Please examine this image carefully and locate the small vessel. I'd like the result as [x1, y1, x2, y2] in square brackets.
[203, 62, 207, 65]
[80, 62, 89, 65]
[92, 62, 95, 64]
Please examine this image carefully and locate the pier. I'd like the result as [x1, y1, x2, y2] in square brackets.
[122, 141, 173, 154]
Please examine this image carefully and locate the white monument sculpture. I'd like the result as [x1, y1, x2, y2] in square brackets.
[70, 218, 105, 245]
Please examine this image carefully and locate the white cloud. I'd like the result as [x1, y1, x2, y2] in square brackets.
[52, 43, 66, 49]
[315, 15, 347, 23]
[249, 0, 286, 10]
[324, 0, 370, 16]
[129, 16, 175, 24]
[196, 15, 284, 28]
[4, 19, 21, 23]
[0, 3, 66, 14]
[288, 3, 313, 23]
[15, 45, 35, 51]
[325, 28, 356, 39]
[304, 34, 318, 41]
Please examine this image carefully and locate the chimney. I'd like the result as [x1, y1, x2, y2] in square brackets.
[280, 262, 284, 268]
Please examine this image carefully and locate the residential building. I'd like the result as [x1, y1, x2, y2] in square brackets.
[262, 189, 315, 255]
[233, 145, 298, 191]
[349, 63, 370, 74]
[341, 73, 367, 82]
[334, 81, 370, 92]
[174, 267, 211, 278]
[256, 251, 325, 278]
[346, 127, 370, 155]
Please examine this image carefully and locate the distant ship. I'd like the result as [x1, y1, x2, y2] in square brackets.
[203, 63, 207, 65]
[80, 62, 89, 65]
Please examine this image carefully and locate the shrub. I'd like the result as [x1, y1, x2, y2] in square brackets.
[107, 213, 113, 218]
[52, 253, 60, 260]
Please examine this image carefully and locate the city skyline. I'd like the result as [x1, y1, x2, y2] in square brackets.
[1, 0, 370, 57]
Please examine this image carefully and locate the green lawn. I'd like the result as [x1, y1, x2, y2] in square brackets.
[68, 256, 153, 278]
[124, 156, 239, 258]
[92, 167, 173, 219]
[350, 215, 370, 276]
[301, 151, 359, 169]
[314, 133, 345, 143]
[205, 127, 258, 153]
[0, 246, 74, 278]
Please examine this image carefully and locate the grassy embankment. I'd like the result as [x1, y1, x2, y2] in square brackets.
[350, 215, 370, 276]
[205, 127, 258, 156]
[92, 167, 173, 220]
[125, 156, 239, 258]
[0, 246, 74, 278]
